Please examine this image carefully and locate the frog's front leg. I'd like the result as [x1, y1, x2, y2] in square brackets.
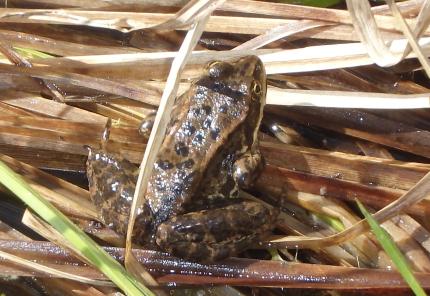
[155, 201, 277, 263]
[232, 151, 264, 189]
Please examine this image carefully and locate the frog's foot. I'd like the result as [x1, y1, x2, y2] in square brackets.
[232, 152, 263, 189]
[155, 201, 277, 263]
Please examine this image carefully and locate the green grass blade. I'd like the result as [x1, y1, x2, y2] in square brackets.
[356, 200, 427, 296]
[0, 160, 155, 296]
[314, 213, 345, 232]
[13, 47, 53, 59]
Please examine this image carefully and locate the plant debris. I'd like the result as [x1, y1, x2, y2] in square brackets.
[0, 0, 430, 295]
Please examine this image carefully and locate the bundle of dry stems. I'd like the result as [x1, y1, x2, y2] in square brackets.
[0, 0, 430, 295]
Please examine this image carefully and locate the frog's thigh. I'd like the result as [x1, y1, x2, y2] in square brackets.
[155, 201, 276, 262]
[233, 152, 263, 189]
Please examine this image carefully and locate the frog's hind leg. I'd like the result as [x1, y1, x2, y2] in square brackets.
[155, 201, 277, 262]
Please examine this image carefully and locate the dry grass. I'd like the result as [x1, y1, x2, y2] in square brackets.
[0, 0, 430, 295]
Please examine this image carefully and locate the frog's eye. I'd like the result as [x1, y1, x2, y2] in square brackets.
[251, 80, 262, 98]
[207, 61, 223, 77]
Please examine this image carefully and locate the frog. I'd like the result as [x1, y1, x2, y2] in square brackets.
[86, 55, 278, 263]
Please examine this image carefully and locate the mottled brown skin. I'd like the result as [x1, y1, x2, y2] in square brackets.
[86, 56, 278, 262]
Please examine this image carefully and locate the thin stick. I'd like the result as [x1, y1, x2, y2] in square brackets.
[151, 0, 226, 30]
[269, 172, 430, 249]
[267, 88, 430, 109]
[0, 249, 113, 286]
[31, 37, 430, 77]
[0, 8, 423, 34]
[233, 20, 329, 51]
[387, 0, 430, 77]
[124, 16, 210, 287]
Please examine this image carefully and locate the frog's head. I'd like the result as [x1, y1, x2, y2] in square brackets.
[200, 56, 266, 133]
[203, 55, 266, 105]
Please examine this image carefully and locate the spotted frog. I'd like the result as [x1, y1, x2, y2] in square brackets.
[86, 56, 278, 262]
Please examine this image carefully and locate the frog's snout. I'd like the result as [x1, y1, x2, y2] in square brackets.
[83, 145, 92, 156]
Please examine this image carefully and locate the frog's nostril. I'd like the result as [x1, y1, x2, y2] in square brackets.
[251, 81, 262, 97]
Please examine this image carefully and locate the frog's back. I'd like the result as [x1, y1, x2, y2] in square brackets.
[146, 80, 251, 224]
[146, 56, 265, 226]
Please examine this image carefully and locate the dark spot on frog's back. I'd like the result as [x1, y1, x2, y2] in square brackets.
[172, 171, 195, 197]
[172, 183, 184, 197]
[203, 118, 212, 129]
[219, 104, 228, 113]
[156, 160, 173, 170]
[175, 142, 189, 157]
[210, 127, 220, 140]
[182, 121, 196, 136]
[176, 159, 195, 170]
[212, 81, 225, 93]
[191, 107, 202, 117]
[202, 105, 212, 115]
[193, 131, 205, 144]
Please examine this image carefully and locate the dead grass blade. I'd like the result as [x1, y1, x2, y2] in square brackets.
[387, 0, 430, 77]
[388, 0, 430, 62]
[346, 0, 430, 75]
[260, 142, 430, 191]
[267, 107, 430, 158]
[268, 172, 430, 249]
[0, 153, 97, 220]
[392, 215, 430, 254]
[0, 44, 65, 102]
[411, 0, 430, 45]
[2, 239, 430, 289]
[124, 14, 211, 290]
[381, 218, 430, 272]
[151, 0, 226, 30]
[2, 92, 107, 124]
[233, 20, 329, 51]
[0, 224, 93, 296]
[0, 29, 138, 56]
[0, 7, 426, 35]
[267, 88, 430, 108]
[0, 63, 156, 104]
[222, 0, 423, 27]
[242, 191, 375, 267]
[0, 248, 111, 286]
[22, 210, 92, 265]
[346, 0, 403, 67]
[27, 37, 430, 82]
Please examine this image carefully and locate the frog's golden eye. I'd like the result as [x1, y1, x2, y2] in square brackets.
[251, 80, 262, 97]
[207, 61, 222, 77]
